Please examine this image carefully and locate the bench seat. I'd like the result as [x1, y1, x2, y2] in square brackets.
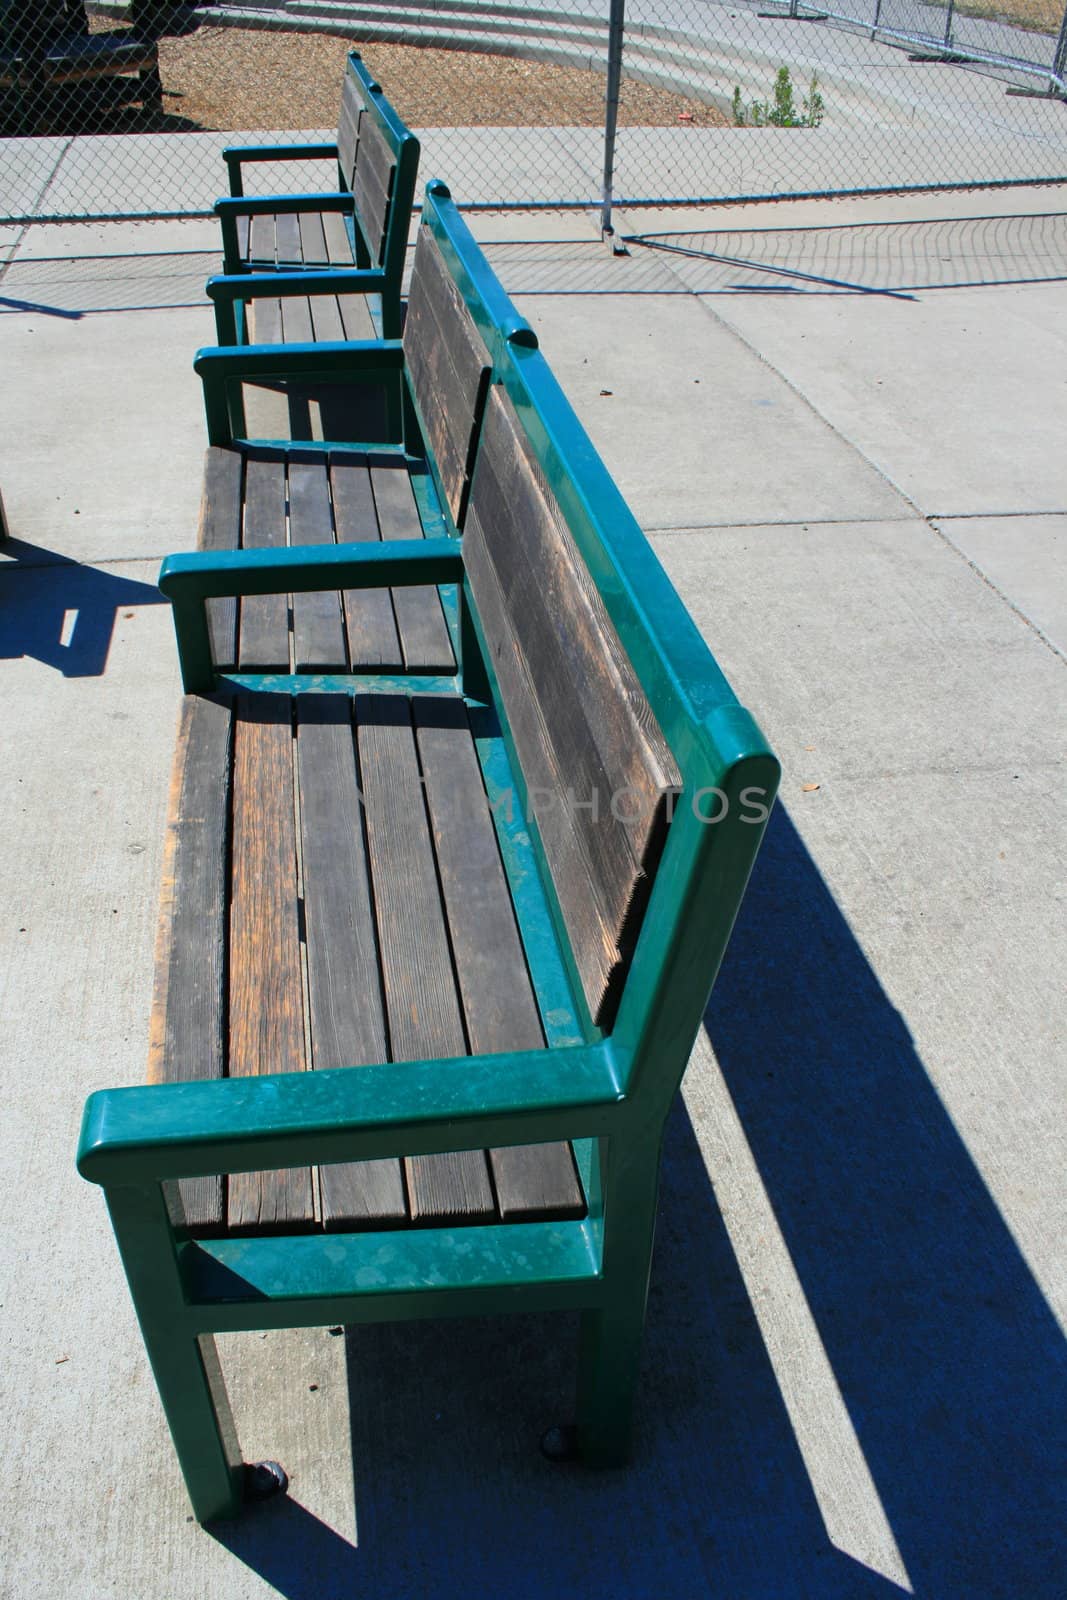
[155, 685, 586, 1238]
[198, 443, 456, 676]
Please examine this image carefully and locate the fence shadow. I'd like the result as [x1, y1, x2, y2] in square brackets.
[0, 538, 167, 675]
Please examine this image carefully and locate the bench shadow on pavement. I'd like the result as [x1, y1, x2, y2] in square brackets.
[212, 808, 1066, 1598]
[0, 539, 167, 676]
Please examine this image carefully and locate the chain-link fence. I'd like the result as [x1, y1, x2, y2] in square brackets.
[2, 0, 1065, 223]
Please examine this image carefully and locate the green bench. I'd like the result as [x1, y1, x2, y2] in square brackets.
[210, 52, 419, 349]
[77, 181, 780, 1526]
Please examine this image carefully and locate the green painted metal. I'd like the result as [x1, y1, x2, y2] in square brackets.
[161, 539, 462, 694]
[79, 178, 781, 1520]
[215, 52, 419, 341]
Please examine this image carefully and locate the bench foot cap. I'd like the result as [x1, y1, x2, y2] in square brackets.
[244, 1460, 289, 1502]
[539, 1424, 579, 1464]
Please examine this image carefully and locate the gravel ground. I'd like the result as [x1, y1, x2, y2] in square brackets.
[155, 25, 729, 130]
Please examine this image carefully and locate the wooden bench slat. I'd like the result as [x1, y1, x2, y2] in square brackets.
[337, 294, 376, 341]
[247, 297, 282, 347]
[281, 295, 314, 346]
[403, 228, 492, 528]
[296, 696, 407, 1230]
[274, 211, 302, 268]
[351, 116, 394, 268]
[465, 385, 681, 1026]
[248, 212, 277, 268]
[330, 454, 405, 671]
[288, 456, 347, 672]
[322, 210, 356, 266]
[412, 696, 585, 1223]
[337, 91, 361, 190]
[198, 447, 241, 669]
[307, 294, 345, 343]
[239, 457, 289, 670]
[354, 693, 496, 1226]
[297, 211, 330, 267]
[228, 693, 315, 1234]
[148, 693, 232, 1234]
[370, 456, 456, 675]
[236, 214, 250, 263]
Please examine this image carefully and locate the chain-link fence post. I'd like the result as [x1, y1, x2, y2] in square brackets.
[601, 0, 627, 245]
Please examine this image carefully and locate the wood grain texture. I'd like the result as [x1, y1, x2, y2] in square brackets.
[354, 693, 495, 1225]
[403, 225, 491, 527]
[464, 384, 681, 1025]
[297, 210, 329, 267]
[197, 446, 241, 670]
[322, 210, 355, 265]
[413, 696, 584, 1222]
[148, 693, 232, 1233]
[236, 213, 250, 263]
[274, 211, 301, 267]
[296, 696, 406, 1229]
[281, 294, 314, 346]
[227, 693, 314, 1233]
[330, 453, 403, 671]
[370, 455, 455, 675]
[337, 83, 361, 188]
[288, 455, 347, 672]
[337, 294, 375, 340]
[308, 294, 345, 343]
[238, 456, 289, 671]
[351, 116, 393, 267]
[247, 296, 282, 346]
[249, 212, 276, 267]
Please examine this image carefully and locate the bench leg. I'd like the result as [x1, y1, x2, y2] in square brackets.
[574, 1140, 661, 1466]
[105, 1184, 246, 1522]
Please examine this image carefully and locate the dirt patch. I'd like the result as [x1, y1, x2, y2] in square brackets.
[156, 25, 728, 130]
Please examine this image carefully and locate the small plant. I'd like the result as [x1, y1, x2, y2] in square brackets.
[732, 67, 825, 128]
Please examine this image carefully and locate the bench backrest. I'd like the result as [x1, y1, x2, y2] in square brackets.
[334, 53, 419, 289]
[420, 177, 781, 1073]
[464, 383, 681, 1026]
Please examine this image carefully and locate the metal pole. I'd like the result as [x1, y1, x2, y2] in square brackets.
[600, 0, 627, 244]
[1052, 0, 1067, 83]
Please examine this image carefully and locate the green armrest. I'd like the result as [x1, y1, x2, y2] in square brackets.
[206, 268, 384, 303]
[77, 1043, 624, 1184]
[161, 538, 463, 693]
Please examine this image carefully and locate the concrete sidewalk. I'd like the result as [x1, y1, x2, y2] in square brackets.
[1, 181, 1065, 1598]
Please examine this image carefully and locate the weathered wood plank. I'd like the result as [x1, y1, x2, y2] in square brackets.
[354, 693, 494, 1225]
[413, 696, 584, 1222]
[337, 294, 375, 340]
[281, 294, 314, 346]
[227, 693, 315, 1233]
[297, 210, 330, 267]
[288, 454, 347, 672]
[296, 696, 406, 1229]
[148, 693, 233, 1234]
[247, 296, 282, 346]
[464, 387, 680, 1024]
[274, 211, 302, 267]
[248, 212, 276, 267]
[336, 86, 361, 188]
[351, 117, 393, 267]
[197, 446, 241, 670]
[308, 294, 345, 343]
[322, 210, 355, 266]
[238, 456, 289, 671]
[236, 214, 250, 264]
[403, 226, 491, 527]
[329, 454, 403, 671]
[370, 456, 455, 675]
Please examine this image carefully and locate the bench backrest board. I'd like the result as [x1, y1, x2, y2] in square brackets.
[464, 382, 682, 1027]
[333, 53, 418, 284]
